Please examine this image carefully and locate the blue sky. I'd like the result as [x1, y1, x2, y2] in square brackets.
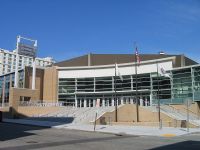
[0, 0, 200, 62]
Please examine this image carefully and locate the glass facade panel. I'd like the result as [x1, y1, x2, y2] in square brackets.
[58, 78, 75, 94]
[95, 77, 112, 92]
[77, 78, 94, 92]
[172, 68, 192, 102]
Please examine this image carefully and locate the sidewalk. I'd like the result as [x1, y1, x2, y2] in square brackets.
[3, 118, 200, 137]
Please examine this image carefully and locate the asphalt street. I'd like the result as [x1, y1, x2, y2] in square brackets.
[1, 123, 200, 150]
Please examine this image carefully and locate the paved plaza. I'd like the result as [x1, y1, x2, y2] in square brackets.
[1, 123, 200, 150]
[3, 118, 200, 137]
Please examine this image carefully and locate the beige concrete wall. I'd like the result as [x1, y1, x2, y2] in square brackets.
[95, 104, 198, 127]
[17, 106, 64, 117]
[43, 66, 58, 102]
[97, 104, 173, 123]
[98, 104, 173, 122]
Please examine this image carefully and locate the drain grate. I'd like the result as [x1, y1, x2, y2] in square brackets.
[26, 141, 38, 144]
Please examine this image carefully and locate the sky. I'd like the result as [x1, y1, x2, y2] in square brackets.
[0, 0, 200, 62]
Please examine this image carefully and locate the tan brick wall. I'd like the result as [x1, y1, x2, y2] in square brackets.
[24, 67, 44, 100]
[43, 66, 58, 102]
[9, 87, 40, 117]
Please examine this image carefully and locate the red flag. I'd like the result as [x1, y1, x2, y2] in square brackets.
[135, 47, 141, 64]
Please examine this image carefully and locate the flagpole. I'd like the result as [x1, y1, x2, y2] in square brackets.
[114, 63, 118, 122]
[135, 53, 139, 122]
[156, 62, 161, 129]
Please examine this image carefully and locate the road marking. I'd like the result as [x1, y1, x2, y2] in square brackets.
[161, 134, 176, 137]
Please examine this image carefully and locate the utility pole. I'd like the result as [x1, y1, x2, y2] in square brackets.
[156, 63, 161, 129]
[114, 63, 118, 122]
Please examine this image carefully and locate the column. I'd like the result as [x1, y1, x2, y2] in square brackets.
[121, 98, 123, 105]
[14, 53, 19, 88]
[102, 99, 105, 107]
[84, 99, 87, 107]
[150, 94, 153, 106]
[112, 99, 115, 106]
[32, 59, 36, 90]
[79, 99, 82, 108]
[93, 99, 96, 107]
[145, 97, 148, 106]
[130, 98, 133, 104]
[140, 97, 143, 106]
[75, 95, 77, 108]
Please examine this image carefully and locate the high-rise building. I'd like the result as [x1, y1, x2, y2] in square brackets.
[0, 48, 54, 75]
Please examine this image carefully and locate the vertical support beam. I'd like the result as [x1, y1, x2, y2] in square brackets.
[80, 99, 82, 108]
[14, 36, 20, 88]
[131, 75, 133, 90]
[94, 77, 95, 92]
[130, 97, 133, 104]
[84, 99, 87, 107]
[75, 94, 77, 108]
[88, 53, 91, 66]
[32, 59, 36, 90]
[112, 98, 115, 106]
[140, 97, 143, 106]
[145, 97, 148, 106]
[102, 99, 105, 107]
[75, 78, 77, 92]
[93, 99, 96, 107]
[191, 67, 195, 102]
[150, 73, 153, 106]
[32, 40, 37, 90]
[170, 70, 173, 104]
[121, 97, 123, 105]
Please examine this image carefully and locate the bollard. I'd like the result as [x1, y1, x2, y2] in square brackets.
[159, 119, 162, 129]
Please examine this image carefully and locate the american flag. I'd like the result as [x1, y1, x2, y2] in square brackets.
[135, 47, 141, 64]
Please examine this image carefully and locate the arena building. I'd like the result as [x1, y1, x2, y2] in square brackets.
[1, 53, 200, 111]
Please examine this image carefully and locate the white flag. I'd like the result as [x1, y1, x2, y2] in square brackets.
[116, 63, 123, 81]
[61, 87, 67, 93]
[158, 65, 172, 79]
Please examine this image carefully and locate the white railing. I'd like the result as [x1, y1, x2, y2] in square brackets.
[19, 101, 65, 107]
[0, 103, 9, 107]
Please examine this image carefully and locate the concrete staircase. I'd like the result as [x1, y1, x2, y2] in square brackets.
[31, 106, 115, 124]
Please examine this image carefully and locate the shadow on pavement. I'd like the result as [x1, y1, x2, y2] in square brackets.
[149, 141, 200, 150]
[0, 123, 49, 141]
[0, 131, 132, 150]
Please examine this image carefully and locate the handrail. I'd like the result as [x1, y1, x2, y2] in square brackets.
[183, 107, 199, 116]
[168, 104, 199, 120]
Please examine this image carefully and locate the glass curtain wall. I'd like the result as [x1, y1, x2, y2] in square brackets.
[172, 68, 192, 103]
[58, 74, 151, 105]
[58, 65, 200, 106]
[0, 70, 24, 105]
[193, 67, 200, 100]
